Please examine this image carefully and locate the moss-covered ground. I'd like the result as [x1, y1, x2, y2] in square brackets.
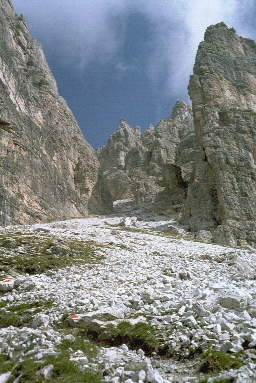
[75, 320, 160, 355]
[0, 332, 102, 382]
[0, 300, 53, 328]
[0, 232, 103, 276]
[199, 349, 244, 374]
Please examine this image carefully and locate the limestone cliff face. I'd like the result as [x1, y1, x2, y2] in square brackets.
[91, 101, 194, 213]
[0, 0, 99, 225]
[183, 22, 256, 246]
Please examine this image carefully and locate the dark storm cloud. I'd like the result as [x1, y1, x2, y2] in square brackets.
[12, 0, 256, 146]
[13, 0, 254, 98]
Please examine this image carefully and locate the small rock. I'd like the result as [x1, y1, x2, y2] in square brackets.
[39, 365, 53, 380]
[183, 315, 197, 327]
[15, 278, 35, 291]
[32, 313, 50, 328]
[63, 334, 76, 342]
[120, 344, 129, 352]
[137, 349, 145, 358]
[178, 272, 191, 280]
[147, 369, 164, 383]
[138, 370, 146, 381]
[0, 373, 11, 383]
[70, 352, 89, 371]
[0, 279, 15, 292]
[219, 319, 235, 331]
[120, 217, 138, 227]
[221, 342, 233, 352]
[196, 230, 213, 242]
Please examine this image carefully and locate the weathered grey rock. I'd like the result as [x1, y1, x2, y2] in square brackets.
[182, 22, 256, 246]
[0, 373, 11, 383]
[0, 0, 99, 226]
[120, 216, 138, 227]
[196, 230, 213, 242]
[32, 313, 50, 328]
[91, 102, 194, 214]
[39, 364, 53, 380]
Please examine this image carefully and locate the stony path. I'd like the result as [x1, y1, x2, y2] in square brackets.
[1, 213, 256, 382]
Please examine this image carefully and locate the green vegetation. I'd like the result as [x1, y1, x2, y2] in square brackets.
[0, 354, 15, 374]
[198, 378, 235, 383]
[0, 334, 102, 382]
[78, 320, 159, 355]
[0, 300, 53, 328]
[59, 335, 98, 359]
[199, 349, 244, 374]
[0, 232, 102, 275]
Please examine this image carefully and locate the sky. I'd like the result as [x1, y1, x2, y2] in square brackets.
[12, 0, 256, 147]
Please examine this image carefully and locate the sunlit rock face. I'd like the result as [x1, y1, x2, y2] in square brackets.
[182, 22, 256, 246]
[0, 0, 99, 225]
[91, 101, 195, 214]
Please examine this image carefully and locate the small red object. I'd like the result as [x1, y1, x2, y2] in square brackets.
[68, 314, 79, 319]
[3, 279, 13, 283]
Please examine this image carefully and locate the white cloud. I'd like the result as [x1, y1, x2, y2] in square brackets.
[137, 0, 255, 99]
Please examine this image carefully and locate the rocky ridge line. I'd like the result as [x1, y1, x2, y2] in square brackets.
[91, 101, 195, 215]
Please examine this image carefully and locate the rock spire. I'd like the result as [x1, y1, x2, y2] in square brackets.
[183, 22, 256, 246]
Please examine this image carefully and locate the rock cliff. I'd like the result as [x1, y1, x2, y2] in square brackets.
[91, 101, 194, 213]
[182, 23, 256, 246]
[0, 0, 99, 225]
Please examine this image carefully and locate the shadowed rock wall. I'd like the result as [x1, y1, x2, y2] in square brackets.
[91, 101, 195, 213]
[0, 0, 99, 225]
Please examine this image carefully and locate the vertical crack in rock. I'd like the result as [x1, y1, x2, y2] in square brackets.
[182, 22, 256, 246]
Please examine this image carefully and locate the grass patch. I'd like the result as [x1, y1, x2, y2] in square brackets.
[59, 336, 98, 359]
[0, 334, 102, 382]
[199, 349, 244, 374]
[0, 354, 15, 374]
[116, 226, 152, 235]
[0, 300, 53, 328]
[0, 300, 8, 308]
[79, 321, 159, 355]
[0, 232, 102, 275]
[3, 356, 102, 383]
